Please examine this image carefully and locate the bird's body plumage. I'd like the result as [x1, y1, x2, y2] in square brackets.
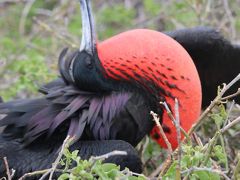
[0, 74, 152, 147]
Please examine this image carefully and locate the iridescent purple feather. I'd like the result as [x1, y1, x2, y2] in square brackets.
[0, 78, 131, 145]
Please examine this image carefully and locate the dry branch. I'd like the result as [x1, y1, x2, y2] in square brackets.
[150, 111, 172, 154]
[189, 73, 240, 135]
[90, 150, 127, 161]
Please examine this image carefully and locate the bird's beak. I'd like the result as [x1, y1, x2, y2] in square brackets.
[79, 0, 96, 55]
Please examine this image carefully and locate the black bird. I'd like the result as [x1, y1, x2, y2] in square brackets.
[0, 1, 239, 179]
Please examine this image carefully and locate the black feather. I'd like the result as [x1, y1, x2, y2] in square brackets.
[166, 27, 240, 106]
[0, 139, 142, 179]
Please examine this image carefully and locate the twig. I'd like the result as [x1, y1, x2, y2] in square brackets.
[19, 169, 64, 180]
[233, 153, 240, 180]
[150, 111, 173, 179]
[150, 111, 172, 154]
[33, 17, 78, 49]
[19, 169, 51, 180]
[39, 135, 73, 180]
[158, 75, 240, 177]
[192, 133, 203, 147]
[224, 100, 235, 126]
[201, 109, 240, 167]
[221, 88, 240, 101]
[202, 132, 220, 166]
[150, 100, 184, 179]
[3, 157, 12, 180]
[213, 108, 229, 171]
[159, 156, 172, 178]
[160, 101, 190, 143]
[90, 150, 127, 161]
[121, 169, 150, 179]
[189, 73, 240, 135]
[221, 116, 240, 134]
[19, 0, 36, 35]
[138, 136, 149, 164]
[149, 163, 163, 178]
[174, 99, 181, 180]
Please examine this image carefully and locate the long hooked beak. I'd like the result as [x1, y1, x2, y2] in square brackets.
[79, 0, 96, 55]
[66, 0, 96, 83]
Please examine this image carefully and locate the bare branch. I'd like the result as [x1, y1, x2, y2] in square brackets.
[175, 98, 181, 180]
[160, 101, 190, 142]
[33, 18, 78, 49]
[121, 169, 149, 179]
[39, 135, 74, 180]
[150, 111, 172, 154]
[19, 0, 36, 35]
[221, 116, 240, 134]
[221, 88, 240, 101]
[189, 73, 240, 135]
[3, 157, 14, 180]
[90, 150, 127, 161]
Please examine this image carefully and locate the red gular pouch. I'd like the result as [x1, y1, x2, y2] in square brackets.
[97, 29, 202, 150]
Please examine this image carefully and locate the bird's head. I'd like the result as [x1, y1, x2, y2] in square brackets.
[60, 0, 202, 149]
[59, 0, 112, 92]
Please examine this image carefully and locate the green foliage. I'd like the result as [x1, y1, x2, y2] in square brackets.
[143, 0, 161, 16]
[97, 4, 135, 39]
[0, 54, 54, 100]
[163, 144, 223, 180]
[142, 137, 166, 173]
[68, 10, 82, 36]
[58, 148, 146, 180]
[0, 3, 59, 100]
[166, 2, 198, 29]
[210, 104, 227, 128]
[0, 42, 56, 100]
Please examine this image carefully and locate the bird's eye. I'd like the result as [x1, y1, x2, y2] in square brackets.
[85, 56, 93, 69]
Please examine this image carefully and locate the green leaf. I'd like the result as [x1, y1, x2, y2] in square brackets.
[181, 155, 191, 168]
[213, 145, 226, 164]
[102, 163, 119, 172]
[92, 162, 110, 180]
[192, 151, 204, 166]
[211, 114, 224, 128]
[129, 176, 147, 180]
[58, 173, 70, 180]
[105, 169, 120, 179]
[163, 161, 177, 180]
[192, 171, 209, 180]
[192, 171, 220, 180]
